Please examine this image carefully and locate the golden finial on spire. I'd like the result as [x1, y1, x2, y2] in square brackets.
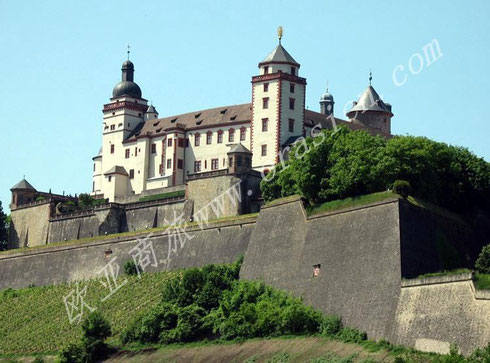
[278, 26, 283, 44]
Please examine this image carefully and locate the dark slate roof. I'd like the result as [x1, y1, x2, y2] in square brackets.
[146, 105, 157, 114]
[11, 178, 36, 191]
[124, 104, 252, 143]
[347, 86, 392, 115]
[104, 166, 128, 176]
[260, 44, 299, 66]
[228, 143, 252, 154]
[112, 81, 142, 99]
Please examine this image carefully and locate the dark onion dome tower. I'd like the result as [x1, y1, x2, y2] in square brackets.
[112, 60, 142, 99]
[319, 88, 334, 117]
[346, 72, 393, 134]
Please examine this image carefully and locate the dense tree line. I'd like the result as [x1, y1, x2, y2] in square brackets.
[261, 127, 490, 214]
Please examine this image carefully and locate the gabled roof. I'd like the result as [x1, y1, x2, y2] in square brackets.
[124, 103, 252, 143]
[104, 166, 128, 176]
[11, 179, 36, 191]
[347, 86, 392, 115]
[228, 143, 252, 154]
[260, 44, 299, 67]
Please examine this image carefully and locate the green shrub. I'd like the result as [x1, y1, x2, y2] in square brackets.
[475, 244, 490, 274]
[321, 315, 342, 336]
[469, 342, 490, 362]
[392, 180, 412, 199]
[58, 342, 86, 363]
[82, 311, 111, 341]
[337, 327, 367, 343]
[123, 259, 140, 276]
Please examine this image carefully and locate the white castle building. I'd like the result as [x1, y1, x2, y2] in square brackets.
[92, 33, 393, 202]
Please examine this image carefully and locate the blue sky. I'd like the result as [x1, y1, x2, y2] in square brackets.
[1, 0, 489, 212]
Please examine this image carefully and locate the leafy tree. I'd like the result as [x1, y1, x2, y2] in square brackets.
[0, 202, 8, 251]
[475, 244, 490, 274]
[78, 193, 95, 208]
[260, 127, 490, 214]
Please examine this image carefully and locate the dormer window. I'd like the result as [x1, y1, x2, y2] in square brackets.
[171, 118, 177, 123]
[220, 109, 227, 114]
[194, 113, 201, 119]
[264, 66, 269, 74]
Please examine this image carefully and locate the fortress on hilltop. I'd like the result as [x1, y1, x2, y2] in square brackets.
[8, 31, 394, 248]
[6, 30, 490, 356]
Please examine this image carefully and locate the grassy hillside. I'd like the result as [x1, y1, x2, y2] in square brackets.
[0, 271, 176, 355]
[107, 337, 395, 363]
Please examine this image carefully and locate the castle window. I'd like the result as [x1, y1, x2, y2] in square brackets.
[135, 147, 138, 156]
[125, 149, 130, 158]
[110, 124, 115, 131]
[93, 163, 96, 171]
[167, 159, 172, 169]
[177, 159, 183, 169]
[237, 156, 242, 167]
[263, 97, 269, 109]
[289, 119, 295, 133]
[92, 181, 95, 192]
[229, 128, 235, 142]
[262, 118, 268, 132]
[168, 138, 173, 147]
[261, 144, 267, 156]
[264, 83, 269, 92]
[313, 264, 321, 277]
[207, 132, 212, 145]
[151, 144, 156, 154]
[264, 66, 269, 74]
[159, 164, 164, 175]
[129, 169, 135, 179]
[289, 98, 295, 110]
[217, 130, 223, 144]
[178, 138, 184, 147]
[240, 128, 246, 141]
[245, 157, 250, 167]
[195, 133, 201, 146]
[291, 67, 296, 76]
[108, 176, 112, 182]
[211, 158, 219, 170]
[205, 160, 207, 169]
[110, 144, 115, 154]
[229, 157, 233, 167]
[185, 139, 189, 147]
[290, 83, 295, 93]
[194, 160, 201, 172]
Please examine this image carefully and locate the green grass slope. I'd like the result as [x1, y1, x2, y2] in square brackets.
[0, 271, 176, 355]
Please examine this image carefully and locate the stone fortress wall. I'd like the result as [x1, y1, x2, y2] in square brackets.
[9, 173, 261, 249]
[1, 196, 489, 355]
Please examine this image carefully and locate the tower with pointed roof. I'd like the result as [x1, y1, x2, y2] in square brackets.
[250, 28, 306, 171]
[346, 74, 393, 134]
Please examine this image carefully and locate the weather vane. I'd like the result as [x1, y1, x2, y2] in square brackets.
[278, 26, 283, 45]
[127, 44, 131, 60]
